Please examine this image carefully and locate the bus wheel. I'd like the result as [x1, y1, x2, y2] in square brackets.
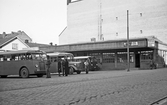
[69, 67, 74, 74]
[77, 71, 81, 74]
[37, 74, 43, 77]
[20, 68, 29, 78]
[1, 75, 7, 78]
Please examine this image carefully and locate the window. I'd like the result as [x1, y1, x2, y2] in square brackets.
[117, 54, 127, 63]
[140, 30, 143, 34]
[140, 51, 153, 60]
[103, 53, 115, 63]
[117, 52, 134, 63]
[12, 43, 18, 50]
[91, 38, 96, 42]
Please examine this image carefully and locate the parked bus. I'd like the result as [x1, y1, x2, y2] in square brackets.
[47, 52, 84, 74]
[0, 50, 47, 78]
[73, 56, 98, 71]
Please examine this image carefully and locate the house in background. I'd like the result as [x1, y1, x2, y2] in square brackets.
[0, 30, 52, 51]
[0, 31, 32, 43]
[0, 37, 30, 51]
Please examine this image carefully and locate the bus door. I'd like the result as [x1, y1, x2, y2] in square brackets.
[0, 56, 4, 75]
[49, 57, 58, 73]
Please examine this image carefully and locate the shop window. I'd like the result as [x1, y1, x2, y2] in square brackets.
[117, 52, 134, 63]
[117, 54, 127, 63]
[141, 50, 153, 60]
[103, 53, 115, 63]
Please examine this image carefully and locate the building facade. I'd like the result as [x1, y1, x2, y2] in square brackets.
[56, 0, 167, 70]
[56, 36, 167, 70]
[59, 0, 167, 45]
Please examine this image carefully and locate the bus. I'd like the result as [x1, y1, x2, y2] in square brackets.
[47, 52, 84, 74]
[0, 50, 47, 78]
[73, 56, 98, 71]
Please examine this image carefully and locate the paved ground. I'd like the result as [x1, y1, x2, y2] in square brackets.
[0, 68, 167, 105]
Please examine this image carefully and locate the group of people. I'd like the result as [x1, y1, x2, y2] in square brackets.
[58, 57, 69, 76]
[45, 56, 69, 78]
[45, 56, 91, 78]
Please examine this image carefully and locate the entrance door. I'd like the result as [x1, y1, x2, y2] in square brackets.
[135, 54, 140, 68]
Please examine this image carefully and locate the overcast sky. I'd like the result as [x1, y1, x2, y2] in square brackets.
[0, 0, 67, 45]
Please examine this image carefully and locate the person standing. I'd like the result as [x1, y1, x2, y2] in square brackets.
[58, 58, 62, 76]
[46, 55, 51, 78]
[84, 59, 89, 74]
[62, 59, 65, 76]
[64, 58, 69, 76]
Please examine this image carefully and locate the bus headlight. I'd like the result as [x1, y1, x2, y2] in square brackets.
[35, 64, 39, 68]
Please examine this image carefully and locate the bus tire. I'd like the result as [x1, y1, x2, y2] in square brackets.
[77, 71, 81, 74]
[1, 75, 7, 78]
[20, 67, 29, 78]
[37, 74, 43, 77]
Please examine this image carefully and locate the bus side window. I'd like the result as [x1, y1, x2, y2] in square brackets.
[20, 54, 26, 60]
[14, 55, 19, 61]
[4, 56, 7, 61]
[0, 56, 4, 61]
[7, 58, 10, 61]
[27, 54, 32, 60]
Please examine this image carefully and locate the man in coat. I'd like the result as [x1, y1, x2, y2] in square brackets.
[64, 58, 69, 76]
[46, 55, 51, 78]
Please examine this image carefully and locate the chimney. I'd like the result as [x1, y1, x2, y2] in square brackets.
[3, 32, 6, 35]
[2, 32, 6, 38]
[11, 31, 14, 34]
[50, 42, 53, 46]
[18, 30, 22, 33]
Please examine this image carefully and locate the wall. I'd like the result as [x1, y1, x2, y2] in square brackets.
[59, 0, 167, 45]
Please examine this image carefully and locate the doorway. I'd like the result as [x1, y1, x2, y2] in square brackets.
[135, 54, 140, 68]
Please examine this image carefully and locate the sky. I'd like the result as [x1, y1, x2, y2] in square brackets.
[0, 0, 67, 45]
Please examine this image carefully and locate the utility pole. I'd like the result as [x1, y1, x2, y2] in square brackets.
[98, 0, 103, 41]
[127, 10, 130, 72]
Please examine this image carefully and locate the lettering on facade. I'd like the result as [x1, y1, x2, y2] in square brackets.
[124, 41, 138, 47]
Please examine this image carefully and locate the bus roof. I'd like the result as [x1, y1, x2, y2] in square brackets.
[0, 50, 44, 55]
[47, 52, 73, 57]
[74, 56, 92, 59]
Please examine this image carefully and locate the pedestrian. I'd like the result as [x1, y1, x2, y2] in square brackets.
[150, 59, 153, 69]
[84, 59, 89, 74]
[62, 58, 65, 76]
[58, 58, 62, 76]
[46, 55, 51, 78]
[64, 58, 69, 76]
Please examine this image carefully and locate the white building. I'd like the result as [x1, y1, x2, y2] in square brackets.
[59, 0, 167, 45]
